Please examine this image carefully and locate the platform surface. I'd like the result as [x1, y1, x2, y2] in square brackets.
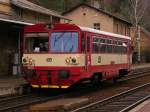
[131, 63, 150, 70]
[0, 76, 27, 96]
[30, 98, 89, 112]
[129, 99, 150, 112]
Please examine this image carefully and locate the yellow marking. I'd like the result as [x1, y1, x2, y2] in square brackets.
[48, 85, 59, 88]
[40, 85, 49, 88]
[32, 85, 69, 89]
[61, 86, 69, 89]
[31, 85, 39, 88]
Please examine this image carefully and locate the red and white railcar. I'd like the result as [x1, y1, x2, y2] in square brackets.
[22, 23, 132, 89]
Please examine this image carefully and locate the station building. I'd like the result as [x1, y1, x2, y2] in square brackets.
[63, 3, 131, 36]
[0, 0, 70, 76]
[63, 3, 150, 63]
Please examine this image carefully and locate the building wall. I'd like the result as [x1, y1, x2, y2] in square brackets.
[64, 6, 114, 33]
[130, 28, 150, 63]
[0, 0, 12, 15]
[113, 19, 130, 36]
[140, 31, 150, 62]
[64, 5, 132, 36]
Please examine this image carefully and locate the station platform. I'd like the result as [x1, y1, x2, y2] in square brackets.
[0, 63, 150, 97]
[30, 98, 89, 112]
[131, 63, 150, 70]
[0, 76, 27, 96]
[129, 99, 150, 112]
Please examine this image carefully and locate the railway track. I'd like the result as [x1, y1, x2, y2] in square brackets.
[121, 67, 150, 81]
[71, 83, 150, 112]
[0, 67, 150, 112]
[0, 93, 67, 112]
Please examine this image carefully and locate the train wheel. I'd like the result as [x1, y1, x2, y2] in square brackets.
[91, 75, 101, 86]
[113, 78, 118, 83]
[18, 84, 32, 95]
[25, 86, 32, 94]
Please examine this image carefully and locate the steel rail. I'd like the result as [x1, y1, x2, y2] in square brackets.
[71, 83, 150, 112]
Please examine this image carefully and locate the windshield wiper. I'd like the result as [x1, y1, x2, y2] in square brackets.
[69, 45, 74, 52]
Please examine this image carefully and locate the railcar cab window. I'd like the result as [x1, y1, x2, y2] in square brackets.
[50, 32, 78, 53]
[25, 33, 48, 53]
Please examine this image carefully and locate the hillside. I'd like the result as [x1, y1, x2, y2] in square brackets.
[28, 0, 82, 12]
[29, 0, 150, 31]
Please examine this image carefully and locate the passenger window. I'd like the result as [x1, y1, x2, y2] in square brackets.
[93, 43, 99, 53]
[100, 44, 106, 53]
[87, 36, 90, 52]
[107, 45, 112, 53]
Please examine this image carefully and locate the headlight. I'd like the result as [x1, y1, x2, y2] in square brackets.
[65, 57, 79, 65]
[72, 58, 76, 64]
[22, 57, 35, 66]
[22, 58, 27, 63]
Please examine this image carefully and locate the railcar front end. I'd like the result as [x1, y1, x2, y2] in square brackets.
[22, 24, 87, 89]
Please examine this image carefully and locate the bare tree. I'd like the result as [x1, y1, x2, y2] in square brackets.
[129, 0, 148, 63]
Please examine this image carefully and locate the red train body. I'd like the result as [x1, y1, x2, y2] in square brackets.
[22, 23, 132, 89]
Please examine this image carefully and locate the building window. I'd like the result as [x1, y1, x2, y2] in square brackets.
[127, 27, 130, 36]
[93, 23, 100, 30]
[116, 24, 119, 33]
[17, 9, 23, 18]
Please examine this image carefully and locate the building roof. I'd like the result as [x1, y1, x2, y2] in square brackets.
[11, 0, 70, 20]
[0, 17, 34, 25]
[63, 3, 132, 25]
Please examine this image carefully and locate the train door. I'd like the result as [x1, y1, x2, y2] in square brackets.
[85, 33, 91, 72]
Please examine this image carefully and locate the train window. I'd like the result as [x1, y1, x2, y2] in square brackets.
[118, 41, 122, 45]
[107, 40, 112, 44]
[93, 43, 99, 53]
[100, 44, 106, 53]
[107, 45, 112, 53]
[114, 41, 117, 45]
[25, 33, 48, 53]
[93, 37, 99, 43]
[51, 32, 78, 52]
[101, 39, 106, 43]
[87, 36, 90, 52]
[98, 38, 101, 43]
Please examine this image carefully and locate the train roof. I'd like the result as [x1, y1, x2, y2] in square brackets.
[79, 26, 131, 40]
[52, 24, 131, 40]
